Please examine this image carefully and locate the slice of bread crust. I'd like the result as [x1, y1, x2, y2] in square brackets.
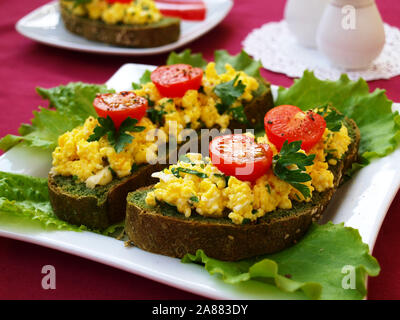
[48, 80, 274, 230]
[60, 6, 181, 48]
[125, 117, 360, 261]
[48, 162, 167, 230]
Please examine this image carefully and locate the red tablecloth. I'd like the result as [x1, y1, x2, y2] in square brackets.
[0, 0, 399, 300]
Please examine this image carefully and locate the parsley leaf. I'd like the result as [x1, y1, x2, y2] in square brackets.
[171, 167, 208, 179]
[273, 141, 315, 198]
[317, 105, 345, 132]
[87, 116, 145, 153]
[189, 196, 199, 203]
[214, 75, 246, 111]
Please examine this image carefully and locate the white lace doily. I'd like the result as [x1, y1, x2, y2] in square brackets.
[243, 20, 400, 81]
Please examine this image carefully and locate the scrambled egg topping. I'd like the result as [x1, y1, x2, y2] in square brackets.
[61, 0, 162, 25]
[51, 116, 158, 188]
[51, 62, 259, 188]
[133, 62, 258, 142]
[146, 124, 352, 225]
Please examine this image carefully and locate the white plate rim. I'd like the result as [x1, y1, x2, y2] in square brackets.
[15, 0, 234, 56]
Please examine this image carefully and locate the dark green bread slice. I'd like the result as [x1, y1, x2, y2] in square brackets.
[48, 162, 167, 230]
[48, 80, 274, 230]
[60, 5, 180, 48]
[125, 117, 360, 261]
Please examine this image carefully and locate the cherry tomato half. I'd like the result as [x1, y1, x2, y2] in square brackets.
[264, 105, 326, 152]
[209, 134, 273, 183]
[93, 91, 148, 130]
[151, 64, 203, 98]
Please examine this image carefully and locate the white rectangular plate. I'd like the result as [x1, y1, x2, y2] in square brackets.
[15, 0, 233, 56]
[1, 63, 399, 300]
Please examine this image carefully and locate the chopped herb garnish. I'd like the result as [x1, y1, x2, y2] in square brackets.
[265, 183, 271, 194]
[146, 95, 155, 107]
[147, 106, 166, 125]
[273, 140, 315, 199]
[108, 166, 117, 178]
[131, 163, 139, 173]
[251, 209, 258, 215]
[213, 173, 230, 186]
[178, 154, 192, 163]
[87, 116, 145, 153]
[242, 218, 251, 225]
[171, 167, 208, 179]
[189, 196, 199, 203]
[317, 105, 345, 132]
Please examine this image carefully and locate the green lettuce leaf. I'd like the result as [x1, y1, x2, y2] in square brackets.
[167, 49, 208, 69]
[182, 222, 380, 300]
[214, 50, 263, 80]
[0, 171, 83, 231]
[132, 69, 152, 89]
[166, 49, 263, 81]
[0, 82, 112, 152]
[0, 171, 123, 236]
[276, 71, 400, 162]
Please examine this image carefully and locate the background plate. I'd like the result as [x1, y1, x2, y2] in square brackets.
[0, 63, 399, 299]
[15, 0, 233, 56]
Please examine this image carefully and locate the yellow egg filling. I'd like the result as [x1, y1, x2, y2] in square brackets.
[51, 116, 158, 187]
[51, 62, 261, 188]
[146, 123, 352, 225]
[61, 0, 163, 25]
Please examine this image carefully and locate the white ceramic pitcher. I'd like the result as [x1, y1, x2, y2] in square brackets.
[284, 0, 331, 48]
[316, 0, 385, 70]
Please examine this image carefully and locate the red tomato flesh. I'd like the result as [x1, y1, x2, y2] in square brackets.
[155, 0, 206, 21]
[209, 134, 273, 183]
[93, 91, 148, 130]
[264, 105, 326, 152]
[151, 64, 203, 98]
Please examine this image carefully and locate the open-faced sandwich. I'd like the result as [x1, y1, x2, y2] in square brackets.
[60, 0, 181, 47]
[2, 56, 395, 298]
[125, 105, 360, 261]
[48, 59, 274, 230]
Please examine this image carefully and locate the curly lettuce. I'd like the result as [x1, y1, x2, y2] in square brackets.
[276, 71, 400, 163]
[0, 82, 112, 152]
[183, 222, 380, 300]
[0, 171, 123, 236]
[166, 49, 263, 81]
